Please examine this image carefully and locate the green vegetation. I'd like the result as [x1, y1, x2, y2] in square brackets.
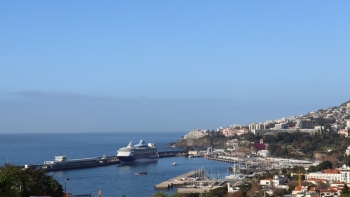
[153, 192, 176, 197]
[261, 130, 349, 162]
[308, 161, 333, 172]
[204, 130, 227, 148]
[180, 126, 350, 166]
[203, 186, 227, 197]
[341, 184, 350, 197]
[313, 117, 336, 126]
[0, 164, 63, 197]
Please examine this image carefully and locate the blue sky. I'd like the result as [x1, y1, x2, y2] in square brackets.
[1, 1, 350, 133]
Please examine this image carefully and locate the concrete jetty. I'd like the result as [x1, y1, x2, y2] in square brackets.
[154, 170, 204, 190]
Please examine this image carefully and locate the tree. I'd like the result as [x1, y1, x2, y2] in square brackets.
[341, 184, 350, 195]
[267, 144, 279, 156]
[341, 184, 350, 197]
[323, 154, 339, 168]
[153, 192, 184, 197]
[317, 161, 333, 170]
[172, 193, 184, 197]
[272, 188, 288, 197]
[246, 182, 260, 197]
[239, 183, 251, 197]
[0, 164, 63, 197]
[226, 190, 243, 197]
[263, 135, 276, 143]
[204, 187, 227, 197]
[153, 192, 168, 197]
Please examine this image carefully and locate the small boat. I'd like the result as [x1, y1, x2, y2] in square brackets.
[172, 162, 176, 166]
[135, 171, 147, 175]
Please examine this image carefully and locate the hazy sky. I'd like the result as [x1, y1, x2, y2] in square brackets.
[1, 1, 350, 133]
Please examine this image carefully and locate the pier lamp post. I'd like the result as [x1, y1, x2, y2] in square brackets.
[64, 178, 69, 194]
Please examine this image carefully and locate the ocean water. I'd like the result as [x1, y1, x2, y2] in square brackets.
[0, 132, 233, 197]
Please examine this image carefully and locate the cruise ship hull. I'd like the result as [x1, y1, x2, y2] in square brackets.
[117, 155, 158, 163]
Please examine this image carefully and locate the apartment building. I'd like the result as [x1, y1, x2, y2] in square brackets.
[306, 169, 341, 182]
[182, 129, 207, 139]
[248, 123, 265, 131]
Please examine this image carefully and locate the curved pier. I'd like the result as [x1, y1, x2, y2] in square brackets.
[154, 170, 204, 190]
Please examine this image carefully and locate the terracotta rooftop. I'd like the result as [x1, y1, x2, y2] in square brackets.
[295, 186, 303, 191]
[309, 187, 316, 191]
[307, 178, 327, 181]
[322, 169, 340, 174]
[319, 188, 338, 192]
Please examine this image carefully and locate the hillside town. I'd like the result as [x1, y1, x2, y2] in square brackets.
[175, 101, 350, 197]
[183, 101, 350, 140]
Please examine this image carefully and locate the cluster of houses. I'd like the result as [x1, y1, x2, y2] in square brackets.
[183, 118, 350, 141]
[183, 102, 350, 197]
[226, 165, 350, 197]
[291, 164, 350, 197]
[183, 102, 350, 141]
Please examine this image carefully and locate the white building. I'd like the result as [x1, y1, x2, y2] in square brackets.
[346, 146, 350, 156]
[339, 129, 349, 137]
[183, 129, 207, 139]
[315, 126, 324, 132]
[274, 123, 288, 130]
[306, 169, 341, 183]
[259, 175, 289, 189]
[248, 123, 265, 131]
[276, 117, 287, 123]
[340, 165, 350, 182]
[257, 150, 271, 157]
[346, 120, 350, 130]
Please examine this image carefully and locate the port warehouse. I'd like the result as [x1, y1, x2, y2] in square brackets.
[23, 150, 184, 171]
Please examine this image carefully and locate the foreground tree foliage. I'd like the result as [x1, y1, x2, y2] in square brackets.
[340, 184, 350, 197]
[0, 164, 63, 197]
[153, 192, 185, 197]
[204, 187, 227, 197]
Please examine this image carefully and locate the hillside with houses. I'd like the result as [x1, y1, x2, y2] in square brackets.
[173, 100, 350, 197]
[176, 100, 350, 162]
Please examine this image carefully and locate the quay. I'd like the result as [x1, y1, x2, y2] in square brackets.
[154, 170, 204, 190]
[155, 169, 229, 195]
[205, 156, 261, 164]
[206, 155, 317, 173]
[22, 151, 184, 172]
[25, 156, 120, 172]
[206, 156, 239, 163]
[205, 156, 265, 167]
[158, 151, 185, 158]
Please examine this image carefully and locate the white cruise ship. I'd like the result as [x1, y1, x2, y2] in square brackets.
[117, 140, 158, 163]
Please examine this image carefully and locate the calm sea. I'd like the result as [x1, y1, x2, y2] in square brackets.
[0, 132, 233, 197]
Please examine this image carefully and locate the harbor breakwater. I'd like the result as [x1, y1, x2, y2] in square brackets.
[22, 151, 185, 171]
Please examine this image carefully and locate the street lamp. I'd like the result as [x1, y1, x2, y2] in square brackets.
[64, 178, 69, 194]
[262, 186, 267, 197]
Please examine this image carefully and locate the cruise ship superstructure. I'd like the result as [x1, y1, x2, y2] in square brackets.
[117, 140, 159, 163]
